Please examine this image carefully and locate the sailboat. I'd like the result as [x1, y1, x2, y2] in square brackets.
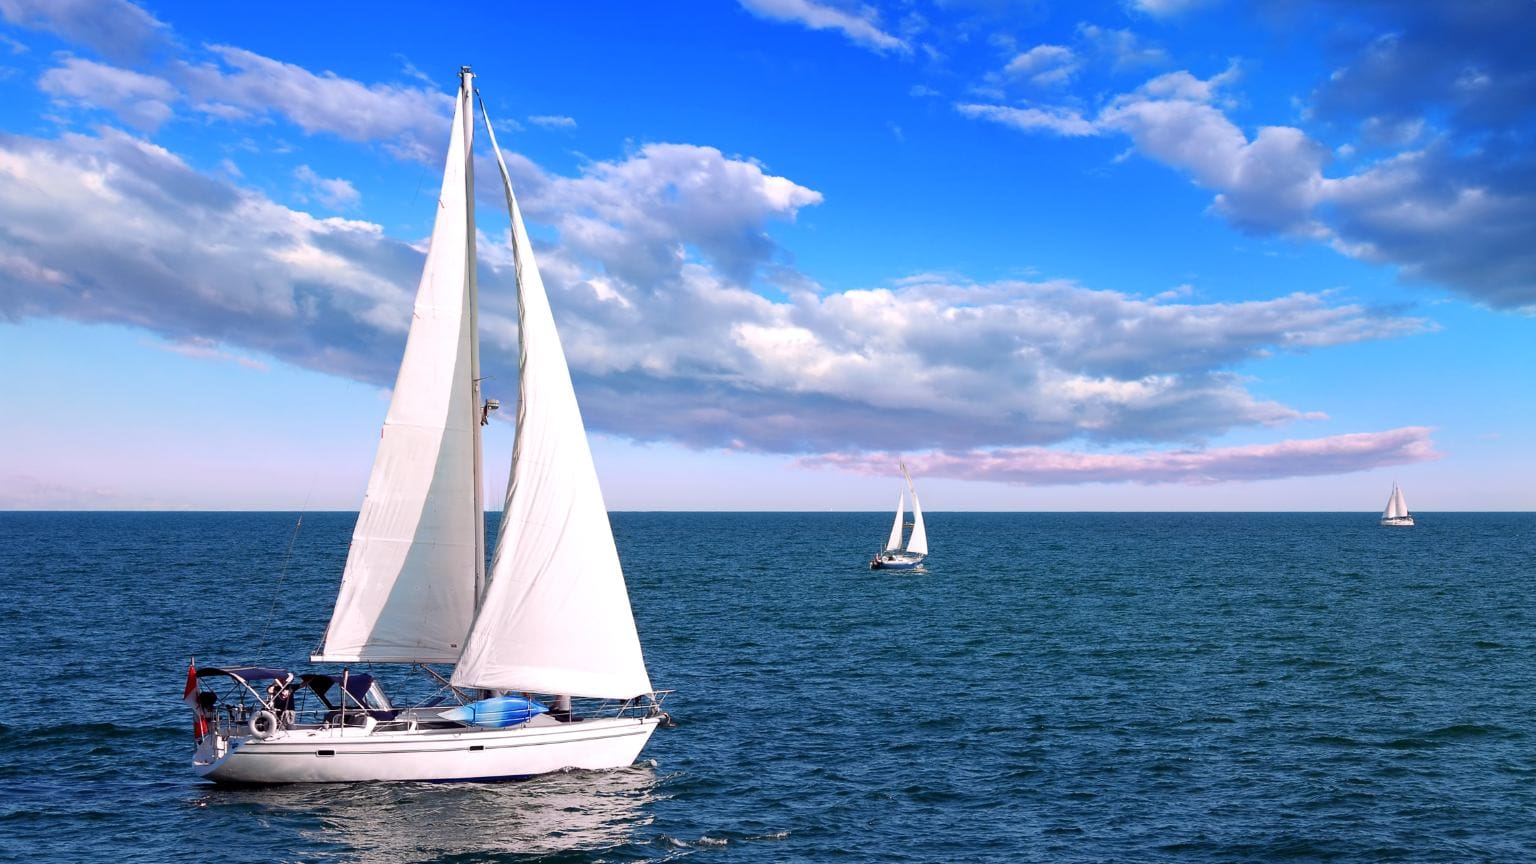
[870, 461, 928, 570]
[1380, 481, 1414, 527]
[186, 68, 669, 784]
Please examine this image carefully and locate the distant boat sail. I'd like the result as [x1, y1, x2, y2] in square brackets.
[1380, 481, 1414, 527]
[871, 461, 928, 570]
[185, 68, 669, 784]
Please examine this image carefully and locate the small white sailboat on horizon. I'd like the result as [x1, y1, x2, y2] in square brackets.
[184, 68, 669, 784]
[870, 462, 928, 570]
[1380, 481, 1414, 527]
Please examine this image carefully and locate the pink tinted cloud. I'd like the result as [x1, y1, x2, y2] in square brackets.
[803, 426, 1438, 486]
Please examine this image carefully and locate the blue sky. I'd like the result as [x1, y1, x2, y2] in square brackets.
[1, 0, 1532, 511]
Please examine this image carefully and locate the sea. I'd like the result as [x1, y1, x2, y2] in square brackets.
[2, 511, 1535, 863]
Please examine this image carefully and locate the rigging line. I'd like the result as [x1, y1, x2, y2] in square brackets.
[254, 488, 313, 659]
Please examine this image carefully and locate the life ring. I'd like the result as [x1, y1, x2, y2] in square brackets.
[248, 710, 278, 739]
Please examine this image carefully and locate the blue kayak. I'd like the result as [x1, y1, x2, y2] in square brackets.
[437, 695, 548, 728]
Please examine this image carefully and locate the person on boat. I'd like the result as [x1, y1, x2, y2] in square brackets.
[275, 685, 296, 728]
[195, 691, 218, 740]
[268, 677, 297, 729]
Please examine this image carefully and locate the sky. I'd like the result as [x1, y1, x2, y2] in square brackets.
[0, 0, 1532, 511]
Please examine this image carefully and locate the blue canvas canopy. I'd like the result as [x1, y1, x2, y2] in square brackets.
[298, 673, 377, 708]
[197, 666, 291, 684]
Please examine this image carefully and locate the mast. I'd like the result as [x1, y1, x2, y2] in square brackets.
[462, 66, 487, 609]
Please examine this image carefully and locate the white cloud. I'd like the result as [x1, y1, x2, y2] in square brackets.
[505, 142, 824, 290]
[177, 46, 452, 161]
[738, 0, 910, 55]
[39, 56, 177, 131]
[0, 0, 168, 60]
[0, 124, 1433, 468]
[1128, 0, 1217, 17]
[0, 128, 420, 382]
[294, 164, 360, 210]
[528, 114, 576, 129]
[955, 102, 1097, 137]
[1004, 44, 1078, 87]
[1096, 71, 1332, 235]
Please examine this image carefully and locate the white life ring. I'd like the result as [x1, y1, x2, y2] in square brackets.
[248, 710, 278, 739]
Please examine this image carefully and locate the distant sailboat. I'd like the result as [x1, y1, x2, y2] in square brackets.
[1380, 481, 1414, 527]
[185, 68, 669, 784]
[870, 462, 927, 570]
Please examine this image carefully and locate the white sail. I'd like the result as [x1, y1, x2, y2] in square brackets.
[451, 100, 652, 699]
[885, 493, 905, 551]
[906, 486, 928, 556]
[902, 463, 928, 556]
[1384, 483, 1409, 519]
[314, 78, 480, 664]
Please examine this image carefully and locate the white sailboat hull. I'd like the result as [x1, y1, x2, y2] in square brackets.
[193, 715, 660, 784]
[871, 550, 926, 570]
[1380, 515, 1415, 526]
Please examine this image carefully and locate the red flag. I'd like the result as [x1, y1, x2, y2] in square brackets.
[183, 658, 199, 708]
[184, 658, 208, 739]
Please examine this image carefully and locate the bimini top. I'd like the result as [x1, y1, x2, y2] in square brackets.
[197, 666, 291, 684]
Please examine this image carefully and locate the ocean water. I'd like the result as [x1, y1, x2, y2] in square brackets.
[2, 511, 1535, 862]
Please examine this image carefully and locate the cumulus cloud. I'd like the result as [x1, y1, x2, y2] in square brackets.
[0, 129, 428, 383]
[802, 427, 1439, 486]
[505, 142, 825, 289]
[176, 46, 451, 161]
[955, 102, 1097, 137]
[1311, 2, 1536, 137]
[294, 164, 360, 209]
[0, 0, 168, 60]
[0, 126, 1432, 474]
[554, 274, 1427, 454]
[1097, 69, 1331, 236]
[39, 55, 176, 131]
[26, 42, 453, 162]
[738, 0, 910, 55]
[960, 45, 1536, 308]
[1003, 44, 1078, 87]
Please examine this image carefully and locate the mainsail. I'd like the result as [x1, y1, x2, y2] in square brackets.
[313, 76, 481, 664]
[450, 96, 652, 700]
[1383, 483, 1410, 520]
